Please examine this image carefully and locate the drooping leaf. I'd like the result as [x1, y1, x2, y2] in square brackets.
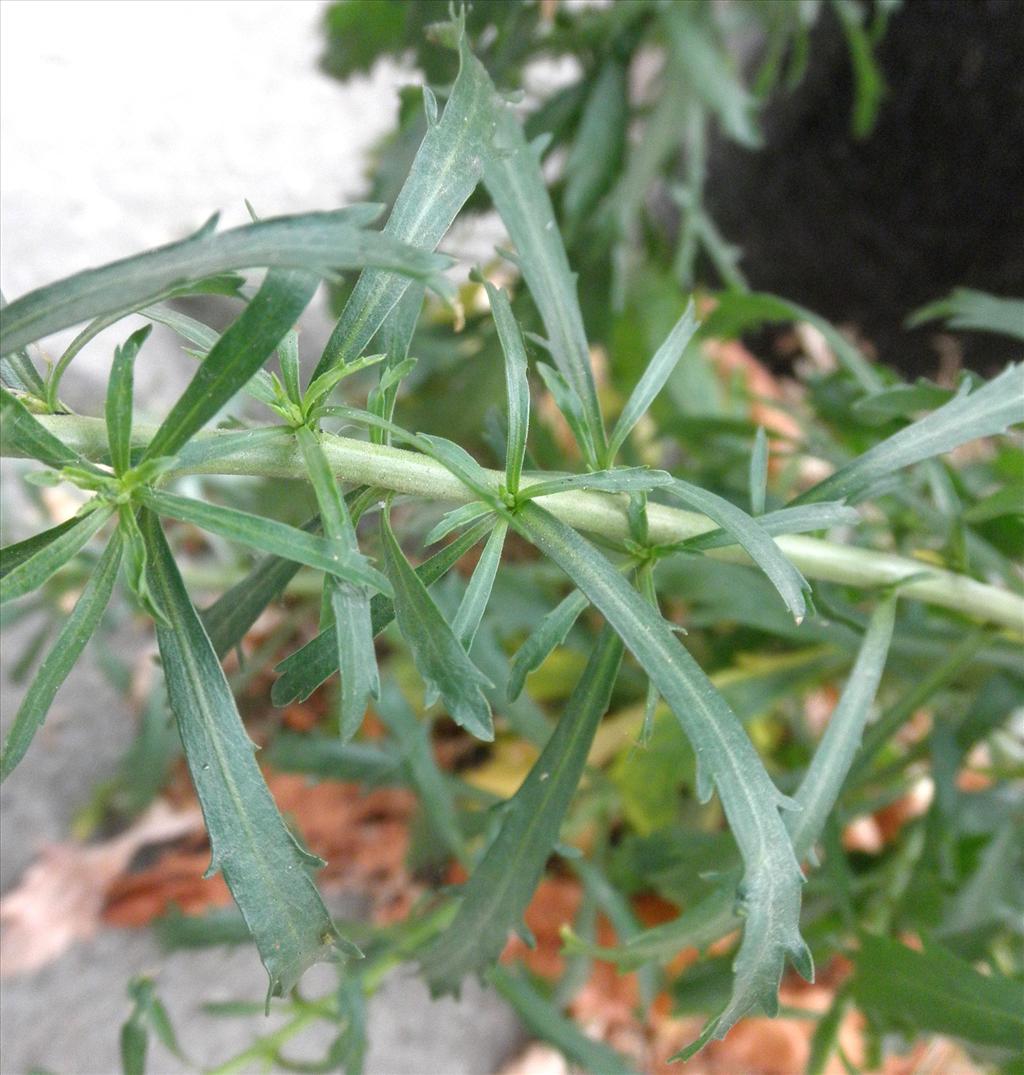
[1, 208, 449, 355]
[607, 300, 699, 464]
[0, 503, 113, 606]
[422, 627, 623, 993]
[908, 287, 1024, 341]
[271, 517, 493, 706]
[511, 503, 809, 1050]
[142, 270, 318, 461]
[295, 425, 380, 741]
[139, 488, 389, 594]
[1, 529, 123, 781]
[683, 502, 860, 550]
[104, 326, 152, 476]
[380, 510, 494, 742]
[664, 479, 810, 621]
[483, 280, 530, 496]
[141, 510, 356, 999]
[851, 933, 1024, 1051]
[796, 363, 1024, 505]
[507, 588, 590, 701]
[451, 518, 507, 652]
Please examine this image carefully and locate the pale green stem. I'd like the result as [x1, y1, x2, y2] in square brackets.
[10, 414, 1024, 631]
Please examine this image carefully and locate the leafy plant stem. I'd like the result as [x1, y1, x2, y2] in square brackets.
[15, 414, 1024, 630]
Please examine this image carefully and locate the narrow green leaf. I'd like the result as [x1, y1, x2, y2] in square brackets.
[267, 732, 404, 785]
[2, 208, 449, 355]
[832, 0, 887, 138]
[507, 588, 590, 701]
[683, 502, 859, 551]
[423, 627, 623, 993]
[512, 503, 809, 1050]
[664, 479, 810, 621]
[271, 518, 492, 706]
[535, 363, 598, 465]
[105, 326, 152, 476]
[424, 502, 494, 546]
[142, 270, 317, 461]
[0, 291, 46, 396]
[141, 510, 357, 999]
[302, 353, 385, 414]
[480, 68, 607, 465]
[0, 386, 99, 470]
[851, 934, 1024, 1051]
[607, 301, 699, 463]
[1, 529, 123, 781]
[416, 433, 503, 508]
[796, 363, 1024, 505]
[451, 519, 507, 652]
[295, 425, 379, 740]
[380, 511, 494, 742]
[277, 330, 302, 406]
[662, 2, 761, 148]
[200, 515, 320, 658]
[118, 506, 167, 624]
[749, 426, 769, 515]
[140, 488, 389, 594]
[487, 966, 635, 1075]
[315, 33, 491, 377]
[561, 57, 628, 239]
[374, 679, 464, 863]
[519, 467, 672, 502]
[1, 517, 80, 580]
[908, 287, 1024, 341]
[0, 504, 113, 606]
[120, 1018, 147, 1075]
[483, 280, 530, 496]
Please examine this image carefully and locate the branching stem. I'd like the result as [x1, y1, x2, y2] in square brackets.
[8, 414, 1023, 631]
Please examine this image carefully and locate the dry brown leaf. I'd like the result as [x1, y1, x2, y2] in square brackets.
[0, 800, 201, 976]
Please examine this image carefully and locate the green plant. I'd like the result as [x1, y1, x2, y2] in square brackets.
[2, 8, 1022, 1074]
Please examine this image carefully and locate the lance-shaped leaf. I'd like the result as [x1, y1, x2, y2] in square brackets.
[1, 517, 81, 580]
[142, 269, 318, 461]
[519, 467, 672, 502]
[483, 280, 530, 496]
[508, 588, 590, 701]
[566, 591, 897, 1039]
[451, 519, 507, 652]
[1, 529, 123, 780]
[0, 386, 100, 471]
[749, 425, 769, 516]
[851, 934, 1024, 1051]
[380, 511, 494, 742]
[795, 363, 1024, 505]
[423, 627, 623, 994]
[511, 502, 810, 1050]
[908, 287, 1024, 341]
[139, 488, 389, 594]
[140, 510, 356, 999]
[374, 679, 464, 864]
[606, 301, 699, 464]
[105, 326, 152, 476]
[295, 425, 379, 741]
[201, 515, 321, 658]
[1, 208, 449, 355]
[0, 503, 114, 606]
[664, 479, 810, 622]
[535, 363, 599, 466]
[425, 502, 494, 546]
[487, 966, 635, 1075]
[479, 51, 607, 466]
[683, 502, 860, 551]
[315, 31, 492, 377]
[272, 518, 493, 706]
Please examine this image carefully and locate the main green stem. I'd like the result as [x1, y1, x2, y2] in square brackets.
[11, 414, 1024, 631]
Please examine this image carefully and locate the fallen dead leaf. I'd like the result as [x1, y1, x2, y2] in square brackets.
[0, 800, 201, 976]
